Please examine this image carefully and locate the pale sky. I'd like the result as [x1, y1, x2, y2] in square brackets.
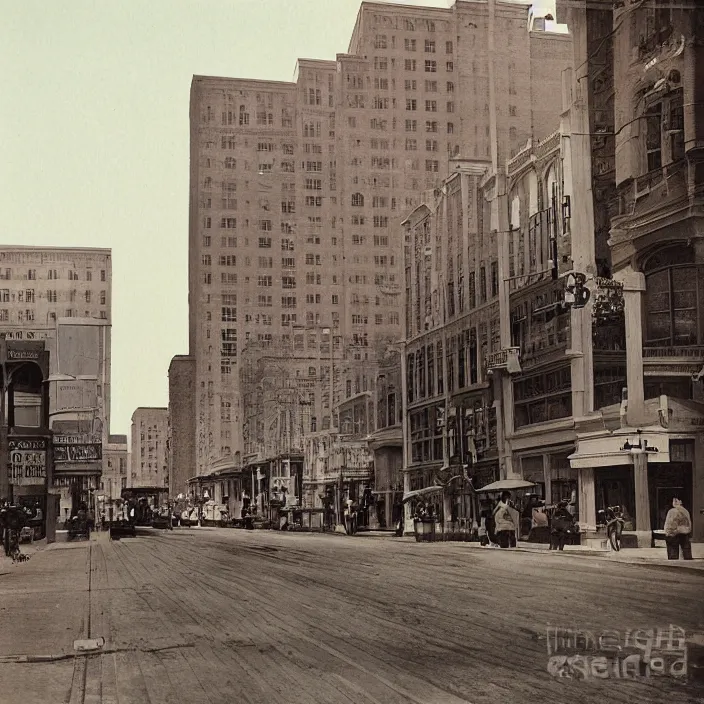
[2, 0, 553, 437]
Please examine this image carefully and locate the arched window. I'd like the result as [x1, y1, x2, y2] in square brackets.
[643, 244, 699, 347]
[351, 193, 364, 207]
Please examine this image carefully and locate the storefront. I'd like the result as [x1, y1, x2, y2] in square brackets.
[569, 397, 704, 543]
[515, 442, 577, 501]
[52, 432, 102, 526]
[9, 435, 50, 540]
[513, 444, 578, 540]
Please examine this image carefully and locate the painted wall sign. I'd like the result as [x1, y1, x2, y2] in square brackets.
[54, 443, 102, 463]
[8, 437, 47, 486]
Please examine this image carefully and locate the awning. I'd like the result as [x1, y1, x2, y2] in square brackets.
[569, 429, 670, 468]
[402, 486, 444, 503]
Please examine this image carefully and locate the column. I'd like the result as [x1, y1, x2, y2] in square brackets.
[543, 454, 552, 506]
[577, 467, 596, 530]
[633, 452, 651, 534]
[615, 268, 646, 426]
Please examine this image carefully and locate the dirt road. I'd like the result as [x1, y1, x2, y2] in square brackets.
[1, 528, 702, 703]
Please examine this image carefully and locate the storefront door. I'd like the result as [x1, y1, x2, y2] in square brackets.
[595, 467, 635, 528]
[648, 462, 693, 532]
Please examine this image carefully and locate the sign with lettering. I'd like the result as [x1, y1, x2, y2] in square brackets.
[53, 434, 101, 446]
[54, 443, 102, 463]
[8, 437, 47, 486]
[546, 625, 687, 680]
[52, 475, 98, 490]
[0, 330, 53, 341]
[8, 349, 39, 361]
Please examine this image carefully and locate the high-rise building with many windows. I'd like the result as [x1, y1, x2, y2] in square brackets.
[188, 0, 572, 477]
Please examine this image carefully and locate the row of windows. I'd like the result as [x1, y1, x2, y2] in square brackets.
[0, 288, 107, 304]
[0, 268, 107, 282]
[373, 35, 453, 55]
[404, 99, 454, 112]
[0, 309, 108, 322]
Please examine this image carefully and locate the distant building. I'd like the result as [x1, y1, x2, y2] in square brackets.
[167, 355, 196, 499]
[0, 245, 113, 518]
[102, 434, 128, 501]
[187, 0, 573, 480]
[130, 408, 168, 490]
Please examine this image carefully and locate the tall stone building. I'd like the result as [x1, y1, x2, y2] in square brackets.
[553, 0, 704, 544]
[187, 0, 573, 478]
[130, 407, 168, 490]
[0, 246, 112, 517]
[167, 355, 196, 499]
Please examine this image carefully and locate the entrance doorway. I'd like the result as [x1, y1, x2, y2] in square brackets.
[595, 466, 635, 529]
[648, 462, 693, 532]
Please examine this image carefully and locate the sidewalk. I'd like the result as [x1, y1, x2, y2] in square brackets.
[357, 531, 704, 570]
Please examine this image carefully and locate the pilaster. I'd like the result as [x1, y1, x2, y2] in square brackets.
[578, 466, 596, 529]
[614, 267, 646, 426]
[633, 452, 651, 537]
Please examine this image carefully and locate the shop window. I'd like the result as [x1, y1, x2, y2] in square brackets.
[410, 404, 443, 464]
[643, 244, 699, 348]
[550, 455, 578, 517]
[514, 366, 571, 429]
[594, 366, 627, 410]
[521, 455, 545, 500]
[596, 468, 635, 529]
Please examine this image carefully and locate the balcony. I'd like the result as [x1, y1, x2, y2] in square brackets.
[643, 345, 704, 371]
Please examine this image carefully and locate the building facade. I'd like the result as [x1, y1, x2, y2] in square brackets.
[0, 246, 113, 520]
[0, 340, 54, 539]
[187, 0, 574, 483]
[554, 0, 704, 543]
[167, 355, 196, 499]
[101, 434, 128, 501]
[130, 407, 169, 490]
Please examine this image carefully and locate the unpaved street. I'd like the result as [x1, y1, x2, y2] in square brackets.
[1, 529, 703, 704]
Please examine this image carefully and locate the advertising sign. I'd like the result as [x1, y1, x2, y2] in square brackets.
[52, 475, 98, 490]
[8, 437, 47, 486]
[54, 442, 102, 463]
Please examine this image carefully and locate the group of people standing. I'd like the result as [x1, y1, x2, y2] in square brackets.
[478, 491, 577, 550]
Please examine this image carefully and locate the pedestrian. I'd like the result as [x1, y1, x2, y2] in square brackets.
[664, 497, 693, 560]
[478, 510, 489, 546]
[492, 491, 518, 548]
[549, 500, 573, 551]
[528, 501, 549, 543]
